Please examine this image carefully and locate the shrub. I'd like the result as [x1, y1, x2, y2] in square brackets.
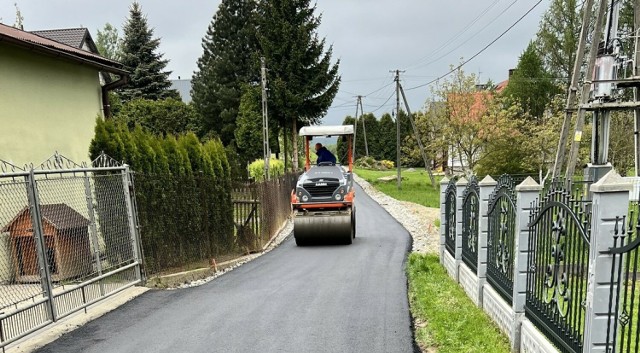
[355, 156, 394, 170]
[248, 159, 285, 182]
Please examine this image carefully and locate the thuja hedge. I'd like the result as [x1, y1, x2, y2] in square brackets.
[89, 118, 235, 275]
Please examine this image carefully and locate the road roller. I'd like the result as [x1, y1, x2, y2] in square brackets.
[291, 125, 356, 246]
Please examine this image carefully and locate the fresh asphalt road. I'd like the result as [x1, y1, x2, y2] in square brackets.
[35, 184, 416, 353]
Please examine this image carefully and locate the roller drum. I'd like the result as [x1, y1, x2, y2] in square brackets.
[294, 209, 353, 245]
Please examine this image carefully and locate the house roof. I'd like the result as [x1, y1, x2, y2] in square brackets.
[2, 203, 90, 233]
[495, 79, 509, 93]
[31, 28, 89, 49]
[0, 23, 126, 75]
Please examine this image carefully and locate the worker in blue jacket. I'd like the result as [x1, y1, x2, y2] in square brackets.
[315, 143, 337, 165]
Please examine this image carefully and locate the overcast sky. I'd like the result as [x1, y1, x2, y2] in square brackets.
[0, 0, 550, 125]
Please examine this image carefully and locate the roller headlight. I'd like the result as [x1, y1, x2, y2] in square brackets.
[302, 195, 309, 202]
[334, 194, 342, 201]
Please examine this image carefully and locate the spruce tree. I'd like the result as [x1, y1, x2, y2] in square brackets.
[258, 0, 340, 171]
[119, 2, 179, 102]
[191, 0, 259, 146]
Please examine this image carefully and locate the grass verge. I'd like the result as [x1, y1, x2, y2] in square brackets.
[354, 168, 441, 208]
[407, 253, 511, 353]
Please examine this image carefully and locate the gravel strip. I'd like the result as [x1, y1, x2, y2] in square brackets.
[353, 174, 440, 254]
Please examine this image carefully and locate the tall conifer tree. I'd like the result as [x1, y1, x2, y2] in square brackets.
[119, 2, 178, 102]
[191, 0, 259, 146]
[257, 0, 340, 170]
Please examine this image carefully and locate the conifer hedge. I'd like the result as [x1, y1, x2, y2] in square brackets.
[89, 119, 235, 275]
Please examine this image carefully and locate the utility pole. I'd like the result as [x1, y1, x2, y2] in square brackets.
[551, 0, 595, 178]
[355, 95, 369, 156]
[392, 69, 403, 190]
[261, 57, 271, 180]
[398, 83, 437, 188]
[565, 0, 609, 179]
[634, 0, 640, 175]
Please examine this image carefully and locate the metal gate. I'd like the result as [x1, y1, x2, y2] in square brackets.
[525, 180, 591, 353]
[0, 153, 142, 348]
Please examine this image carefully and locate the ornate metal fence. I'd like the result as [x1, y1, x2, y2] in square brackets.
[461, 176, 479, 273]
[444, 177, 457, 257]
[0, 153, 142, 348]
[604, 211, 640, 353]
[486, 175, 517, 304]
[525, 180, 591, 353]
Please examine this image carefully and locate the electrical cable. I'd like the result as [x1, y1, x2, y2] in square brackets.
[409, 0, 520, 71]
[404, 0, 501, 70]
[405, 0, 543, 91]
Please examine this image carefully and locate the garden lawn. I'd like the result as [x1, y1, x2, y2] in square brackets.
[354, 168, 441, 208]
[407, 253, 511, 353]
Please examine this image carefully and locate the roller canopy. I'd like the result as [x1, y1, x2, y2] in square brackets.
[299, 125, 354, 137]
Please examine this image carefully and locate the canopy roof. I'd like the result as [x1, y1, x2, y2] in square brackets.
[299, 125, 354, 137]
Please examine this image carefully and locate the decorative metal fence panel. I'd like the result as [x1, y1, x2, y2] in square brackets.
[525, 180, 591, 353]
[461, 176, 479, 273]
[0, 154, 141, 348]
[604, 211, 640, 353]
[486, 175, 517, 304]
[444, 178, 457, 257]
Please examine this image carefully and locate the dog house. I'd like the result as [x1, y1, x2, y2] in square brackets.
[2, 204, 91, 283]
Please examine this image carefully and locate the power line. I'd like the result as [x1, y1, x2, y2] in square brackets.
[406, 0, 543, 92]
[404, 0, 502, 70]
[408, 0, 520, 71]
[368, 91, 396, 113]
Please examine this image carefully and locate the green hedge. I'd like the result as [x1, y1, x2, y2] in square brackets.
[89, 119, 235, 275]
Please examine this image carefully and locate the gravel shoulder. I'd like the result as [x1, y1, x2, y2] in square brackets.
[353, 173, 440, 254]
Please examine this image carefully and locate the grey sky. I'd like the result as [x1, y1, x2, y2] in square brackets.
[1, 1, 549, 125]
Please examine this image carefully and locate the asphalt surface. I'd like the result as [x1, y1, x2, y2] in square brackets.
[35, 184, 416, 353]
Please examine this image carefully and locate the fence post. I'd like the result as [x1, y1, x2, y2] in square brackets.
[455, 177, 468, 282]
[25, 170, 57, 321]
[512, 176, 541, 352]
[583, 170, 631, 353]
[83, 171, 104, 296]
[440, 176, 449, 265]
[121, 165, 143, 282]
[478, 176, 496, 307]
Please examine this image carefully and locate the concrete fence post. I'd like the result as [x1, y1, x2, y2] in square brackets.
[583, 171, 632, 353]
[454, 177, 468, 282]
[477, 176, 497, 307]
[512, 177, 541, 352]
[440, 176, 450, 265]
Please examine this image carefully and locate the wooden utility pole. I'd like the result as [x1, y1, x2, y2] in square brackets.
[551, 0, 595, 178]
[261, 57, 271, 180]
[565, 0, 609, 179]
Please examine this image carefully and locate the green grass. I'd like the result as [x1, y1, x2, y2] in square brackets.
[407, 253, 511, 353]
[354, 168, 442, 208]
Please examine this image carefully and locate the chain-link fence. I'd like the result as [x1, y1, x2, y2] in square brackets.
[0, 154, 141, 348]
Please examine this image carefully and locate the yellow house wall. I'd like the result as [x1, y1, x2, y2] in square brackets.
[0, 43, 104, 166]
